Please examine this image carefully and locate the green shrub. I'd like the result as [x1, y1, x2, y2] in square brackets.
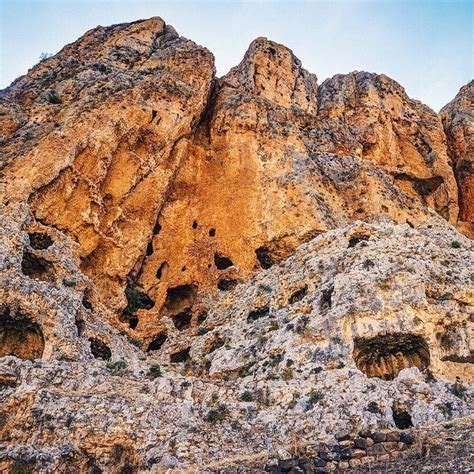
[106, 360, 127, 373]
[38, 52, 52, 63]
[306, 389, 324, 410]
[451, 240, 462, 249]
[204, 404, 228, 423]
[62, 278, 76, 287]
[124, 285, 154, 314]
[128, 338, 141, 348]
[148, 364, 161, 378]
[198, 327, 209, 336]
[240, 390, 254, 402]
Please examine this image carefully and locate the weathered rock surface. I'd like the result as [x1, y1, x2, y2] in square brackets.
[0, 209, 473, 471]
[0, 17, 473, 472]
[441, 80, 474, 238]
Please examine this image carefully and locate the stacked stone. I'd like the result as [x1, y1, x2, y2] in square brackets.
[266, 429, 416, 473]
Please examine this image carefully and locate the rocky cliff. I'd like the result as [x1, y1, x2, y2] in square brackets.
[0, 17, 472, 473]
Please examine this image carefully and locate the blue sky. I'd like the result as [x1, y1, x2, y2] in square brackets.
[1, 0, 472, 110]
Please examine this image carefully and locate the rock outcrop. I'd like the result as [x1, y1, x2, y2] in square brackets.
[441, 80, 474, 237]
[0, 17, 472, 472]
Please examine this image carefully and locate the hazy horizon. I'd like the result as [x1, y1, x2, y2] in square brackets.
[1, 0, 472, 111]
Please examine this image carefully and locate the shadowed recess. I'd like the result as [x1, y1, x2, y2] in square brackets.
[353, 333, 430, 380]
[0, 306, 45, 360]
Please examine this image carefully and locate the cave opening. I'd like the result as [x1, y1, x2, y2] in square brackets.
[348, 235, 369, 248]
[28, 232, 54, 250]
[21, 250, 54, 282]
[255, 246, 274, 270]
[170, 347, 190, 363]
[209, 228, 216, 237]
[321, 286, 333, 310]
[214, 253, 233, 270]
[288, 285, 308, 305]
[217, 279, 238, 291]
[165, 284, 197, 312]
[247, 306, 270, 323]
[0, 306, 45, 360]
[172, 307, 192, 331]
[89, 338, 112, 360]
[353, 333, 430, 380]
[146, 333, 167, 352]
[392, 407, 413, 429]
[146, 242, 154, 256]
[155, 262, 168, 280]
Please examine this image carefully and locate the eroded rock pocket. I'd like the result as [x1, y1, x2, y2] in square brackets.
[353, 333, 430, 380]
[147, 333, 167, 352]
[165, 284, 197, 312]
[89, 338, 111, 360]
[28, 232, 54, 250]
[0, 306, 44, 360]
[21, 250, 55, 282]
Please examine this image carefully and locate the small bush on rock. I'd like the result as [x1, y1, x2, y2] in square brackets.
[204, 404, 228, 423]
[106, 360, 127, 373]
[148, 364, 161, 378]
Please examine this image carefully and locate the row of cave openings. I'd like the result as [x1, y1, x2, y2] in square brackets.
[121, 218, 294, 334]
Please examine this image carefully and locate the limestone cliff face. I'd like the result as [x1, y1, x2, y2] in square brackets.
[318, 72, 458, 223]
[1, 18, 215, 317]
[0, 18, 473, 472]
[441, 81, 474, 237]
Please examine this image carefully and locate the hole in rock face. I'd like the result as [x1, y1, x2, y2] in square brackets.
[197, 312, 207, 324]
[209, 228, 216, 237]
[21, 250, 54, 282]
[165, 284, 197, 312]
[288, 285, 308, 305]
[348, 235, 369, 248]
[353, 333, 430, 380]
[321, 286, 333, 310]
[192, 220, 198, 229]
[170, 347, 190, 363]
[172, 307, 192, 331]
[89, 338, 112, 360]
[247, 306, 270, 323]
[155, 262, 168, 280]
[75, 315, 85, 336]
[153, 221, 162, 235]
[129, 317, 138, 329]
[217, 279, 238, 291]
[28, 232, 54, 250]
[255, 246, 274, 270]
[82, 291, 93, 311]
[146, 333, 167, 352]
[0, 306, 44, 360]
[146, 242, 154, 256]
[214, 253, 233, 270]
[392, 408, 413, 430]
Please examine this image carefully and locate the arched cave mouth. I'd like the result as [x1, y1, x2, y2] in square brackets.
[353, 333, 430, 380]
[0, 307, 45, 360]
